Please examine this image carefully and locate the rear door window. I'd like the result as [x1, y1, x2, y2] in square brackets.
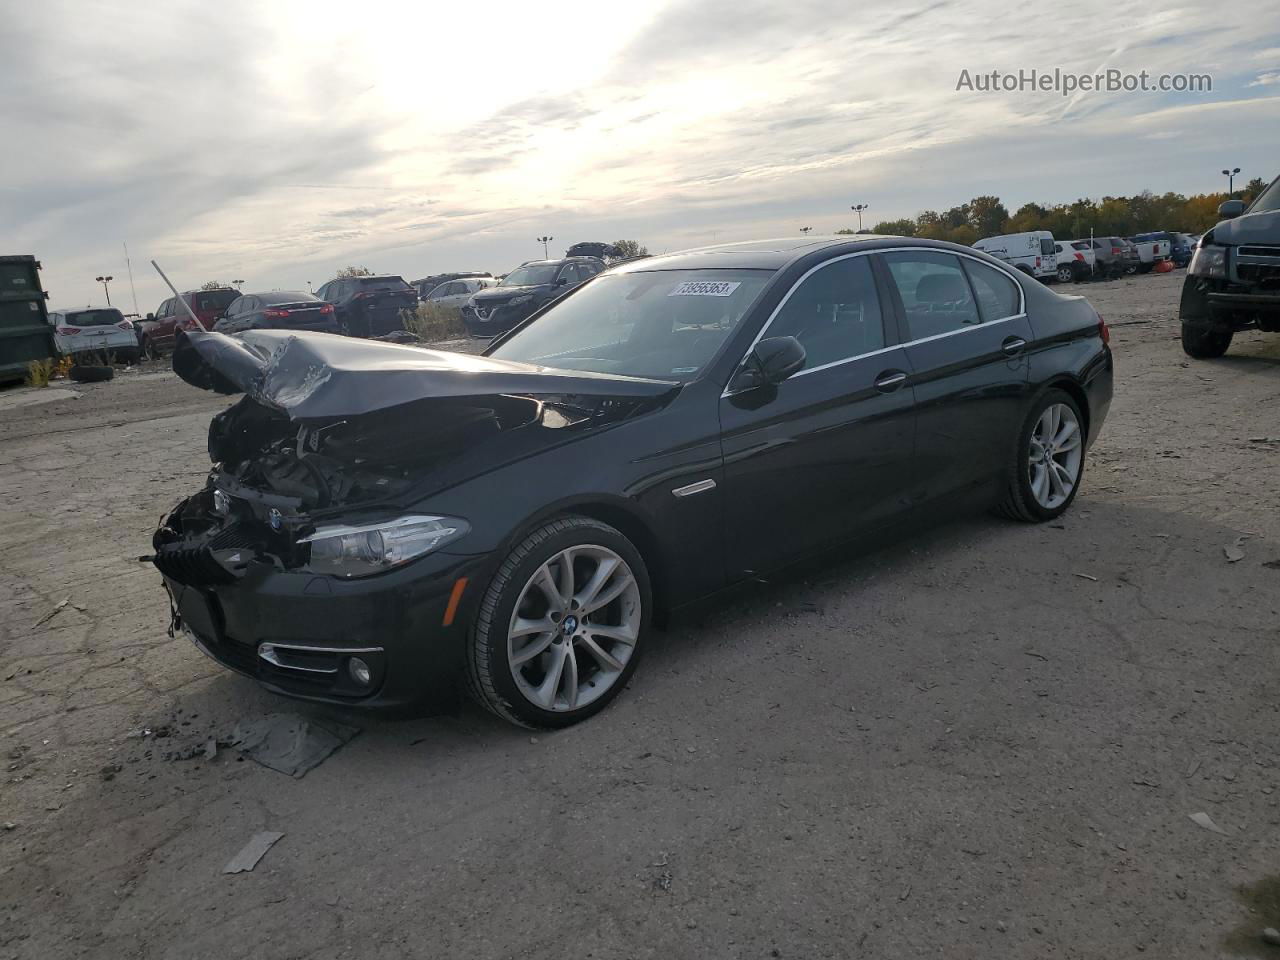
[883, 251, 981, 340]
[767, 256, 886, 370]
[962, 260, 1021, 322]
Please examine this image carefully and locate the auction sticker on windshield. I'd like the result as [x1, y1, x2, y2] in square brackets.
[668, 280, 741, 297]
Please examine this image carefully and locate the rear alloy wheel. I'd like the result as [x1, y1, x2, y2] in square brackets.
[1056, 264, 1074, 283]
[466, 517, 650, 728]
[995, 389, 1085, 522]
[1180, 322, 1232, 359]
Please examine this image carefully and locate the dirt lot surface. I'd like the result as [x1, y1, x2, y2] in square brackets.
[2, 272, 1279, 959]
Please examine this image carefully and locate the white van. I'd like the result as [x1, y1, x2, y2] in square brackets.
[973, 231, 1058, 281]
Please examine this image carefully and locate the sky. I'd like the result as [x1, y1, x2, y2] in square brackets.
[2, 0, 1277, 313]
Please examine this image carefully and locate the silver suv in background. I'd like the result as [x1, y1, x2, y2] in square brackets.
[422, 277, 497, 310]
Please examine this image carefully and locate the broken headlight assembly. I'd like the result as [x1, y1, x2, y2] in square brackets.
[299, 515, 469, 578]
[1188, 242, 1229, 279]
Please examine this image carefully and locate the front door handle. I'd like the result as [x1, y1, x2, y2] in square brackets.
[874, 370, 908, 392]
[1002, 336, 1027, 356]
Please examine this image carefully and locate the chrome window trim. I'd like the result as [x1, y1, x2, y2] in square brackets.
[723, 246, 1028, 397]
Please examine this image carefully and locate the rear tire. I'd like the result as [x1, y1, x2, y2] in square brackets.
[1056, 264, 1074, 283]
[995, 389, 1085, 523]
[1181, 322, 1232, 359]
[465, 516, 651, 729]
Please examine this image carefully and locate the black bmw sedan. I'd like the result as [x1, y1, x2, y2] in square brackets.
[213, 291, 339, 335]
[156, 236, 1112, 728]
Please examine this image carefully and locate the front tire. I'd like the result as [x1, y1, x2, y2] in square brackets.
[995, 389, 1085, 523]
[1181, 322, 1232, 359]
[466, 516, 651, 729]
[1056, 264, 1074, 283]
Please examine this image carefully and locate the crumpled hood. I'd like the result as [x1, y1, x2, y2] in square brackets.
[173, 329, 678, 420]
[1212, 208, 1280, 245]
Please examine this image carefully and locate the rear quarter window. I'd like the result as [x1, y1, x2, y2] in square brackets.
[962, 260, 1021, 322]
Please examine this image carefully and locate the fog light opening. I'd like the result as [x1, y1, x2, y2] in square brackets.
[348, 656, 372, 686]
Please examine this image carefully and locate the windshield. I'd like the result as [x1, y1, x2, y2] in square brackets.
[1249, 177, 1280, 213]
[501, 265, 558, 287]
[65, 309, 124, 326]
[489, 269, 774, 382]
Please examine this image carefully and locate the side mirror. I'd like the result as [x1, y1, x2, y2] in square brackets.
[146, 312, 155, 320]
[556, 277, 569, 287]
[730, 336, 806, 392]
[1218, 199, 1246, 219]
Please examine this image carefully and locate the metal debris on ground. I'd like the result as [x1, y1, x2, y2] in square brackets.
[229, 713, 360, 778]
[1261, 928, 1280, 946]
[1187, 811, 1229, 835]
[35, 598, 70, 626]
[1073, 572, 1099, 581]
[1225, 545, 1246, 563]
[223, 831, 285, 874]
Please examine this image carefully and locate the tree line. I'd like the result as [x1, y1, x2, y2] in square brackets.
[853, 178, 1271, 245]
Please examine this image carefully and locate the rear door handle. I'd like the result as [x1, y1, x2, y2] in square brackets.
[874, 370, 908, 392]
[1001, 336, 1027, 356]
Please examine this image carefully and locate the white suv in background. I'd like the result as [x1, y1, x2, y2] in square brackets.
[50, 307, 139, 360]
[973, 230, 1058, 281]
[1054, 240, 1096, 282]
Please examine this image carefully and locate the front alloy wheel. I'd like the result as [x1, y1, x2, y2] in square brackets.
[466, 517, 650, 728]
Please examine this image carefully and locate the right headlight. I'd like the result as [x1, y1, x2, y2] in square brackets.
[299, 515, 469, 578]
[1188, 243, 1229, 279]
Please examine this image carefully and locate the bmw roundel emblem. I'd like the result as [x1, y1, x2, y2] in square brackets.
[268, 508, 283, 531]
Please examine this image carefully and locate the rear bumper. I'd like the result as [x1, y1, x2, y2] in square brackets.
[161, 549, 492, 711]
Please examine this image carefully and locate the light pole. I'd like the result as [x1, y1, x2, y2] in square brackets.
[799, 226, 813, 235]
[233, 279, 245, 290]
[535, 236, 554, 259]
[1222, 167, 1241, 196]
[95, 275, 114, 306]
[851, 203, 869, 232]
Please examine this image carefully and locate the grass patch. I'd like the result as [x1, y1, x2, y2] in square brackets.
[402, 303, 468, 343]
[25, 359, 54, 388]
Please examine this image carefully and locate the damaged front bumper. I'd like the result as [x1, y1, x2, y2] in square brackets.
[155, 495, 489, 711]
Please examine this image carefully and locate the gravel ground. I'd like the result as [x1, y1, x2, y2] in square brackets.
[2, 269, 1279, 959]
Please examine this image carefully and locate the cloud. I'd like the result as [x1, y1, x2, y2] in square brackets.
[4, 0, 1279, 309]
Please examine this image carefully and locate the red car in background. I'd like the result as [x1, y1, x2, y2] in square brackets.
[136, 288, 239, 359]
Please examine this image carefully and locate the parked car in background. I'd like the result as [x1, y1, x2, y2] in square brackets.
[315, 275, 417, 338]
[1169, 232, 1197, 267]
[972, 231, 1057, 281]
[1084, 237, 1138, 278]
[422, 277, 497, 310]
[214, 291, 338, 334]
[138, 288, 239, 358]
[1179, 174, 1280, 358]
[412, 272, 493, 301]
[1128, 233, 1172, 272]
[1052, 241, 1093, 282]
[463, 257, 605, 337]
[158, 235, 1112, 726]
[50, 307, 139, 360]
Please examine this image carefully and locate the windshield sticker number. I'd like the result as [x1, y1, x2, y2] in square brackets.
[668, 280, 741, 297]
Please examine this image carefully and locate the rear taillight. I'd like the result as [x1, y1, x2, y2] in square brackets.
[1098, 314, 1110, 345]
[319, 304, 334, 314]
[56, 326, 82, 336]
[1036, 256, 1041, 268]
[264, 309, 291, 319]
[1112, 247, 1122, 255]
[1075, 253, 1085, 261]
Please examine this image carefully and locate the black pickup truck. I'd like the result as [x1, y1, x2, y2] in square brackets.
[1180, 175, 1280, 358]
